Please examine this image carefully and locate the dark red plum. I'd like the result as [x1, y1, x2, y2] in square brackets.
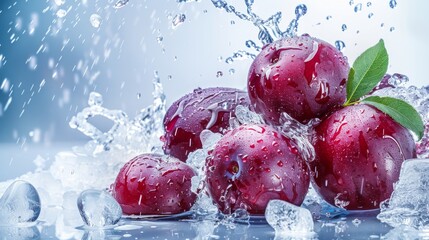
[310, 104, 416, 210]
[205, 124, 310, 215]
[163, 87, 250, 162]
[248, 35, 349, 124]
[112, 153, 197, 215]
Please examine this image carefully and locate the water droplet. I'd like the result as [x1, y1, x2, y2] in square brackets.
[335, 40, 346, 51]
[54, 0, 65, 6]
[326, 15, 332, 20]
[230, 20, 235, 25]
[349, 0, 354, 6]
[90, 14, 102, 28]
[1, 78, 10, 92]
[229, 68, 235, 75]
[354, 3, 362, 12]
[341, 24, 347, 31]
[366, 2, 372, 7]
[172, 14, 186, 29]
[390, 26, 395, 32]
[389, 0, 397, 9]
[26, 55, 37, 70]
[216, 71, 223, 78]
[56, 9, 67, 18]
[157, 36, 163, 43]
[295, 4, 307, 17]
[368, 13, 374, 18]
[113, 0, 129, 9]
[137, 93, 142, 99]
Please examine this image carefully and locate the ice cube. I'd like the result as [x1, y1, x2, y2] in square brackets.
[265, 200, 315, 236]
[377, 159, 429, 229]
[0, 180, 41, 225]
[77, 190, 122, 228]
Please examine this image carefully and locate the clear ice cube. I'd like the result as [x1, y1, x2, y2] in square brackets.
[77, 190, 122, 228]
[377, 159, 429, 229]
[0, 180, 41, 225]
[265, 200, 315, 236]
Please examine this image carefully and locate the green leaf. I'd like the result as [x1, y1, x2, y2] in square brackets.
[361, 96, 424, 140]
[345, 39, 389, 105]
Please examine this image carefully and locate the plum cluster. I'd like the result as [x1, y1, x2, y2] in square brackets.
[111, 35, 416, 216]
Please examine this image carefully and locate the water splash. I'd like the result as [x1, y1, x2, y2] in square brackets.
[209, 0, 307, 45]
[69, 72, 166, 155]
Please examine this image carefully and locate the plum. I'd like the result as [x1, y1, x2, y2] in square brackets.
[163, 87, 250, 162]
[205, 124, 310, 215]
[310, 104, 416, 210]
[247, 34, 349, 124]
[112, 153, 197, 215]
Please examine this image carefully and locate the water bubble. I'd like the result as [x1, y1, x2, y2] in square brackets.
[113, 0, 129, 9]
[0, 180, 41, 225]
[90, 14, 102, 28]
[172, 14, 186, 29]
[389, 0, 397, 9]
[354, 3, 362, 12]
[216, 71, 223, 78]
[77, 190, 122, 228]
[335, 40, 346, 51]
[56, 9, 67, 18]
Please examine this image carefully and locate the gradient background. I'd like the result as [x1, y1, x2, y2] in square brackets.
[0, 0, 428, 146]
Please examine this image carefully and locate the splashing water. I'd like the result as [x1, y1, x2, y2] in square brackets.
[70, 71, 166, 155]
[206, 0, 308, 63]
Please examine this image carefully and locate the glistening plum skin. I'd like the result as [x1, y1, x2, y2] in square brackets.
[163, 87, 250, 162]
[205, 124, 310, 215]
[248, 35, 349, 124]
[310, 104, 416, 210]
[112, 153, 197, 215]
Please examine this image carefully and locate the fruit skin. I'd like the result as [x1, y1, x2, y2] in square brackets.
[163, 87, 251, 162]
[112, 153, 197, 215]
[310, 104, 416, 210]
[205, 124, 310, 215]
[247, 34, 349, 124]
